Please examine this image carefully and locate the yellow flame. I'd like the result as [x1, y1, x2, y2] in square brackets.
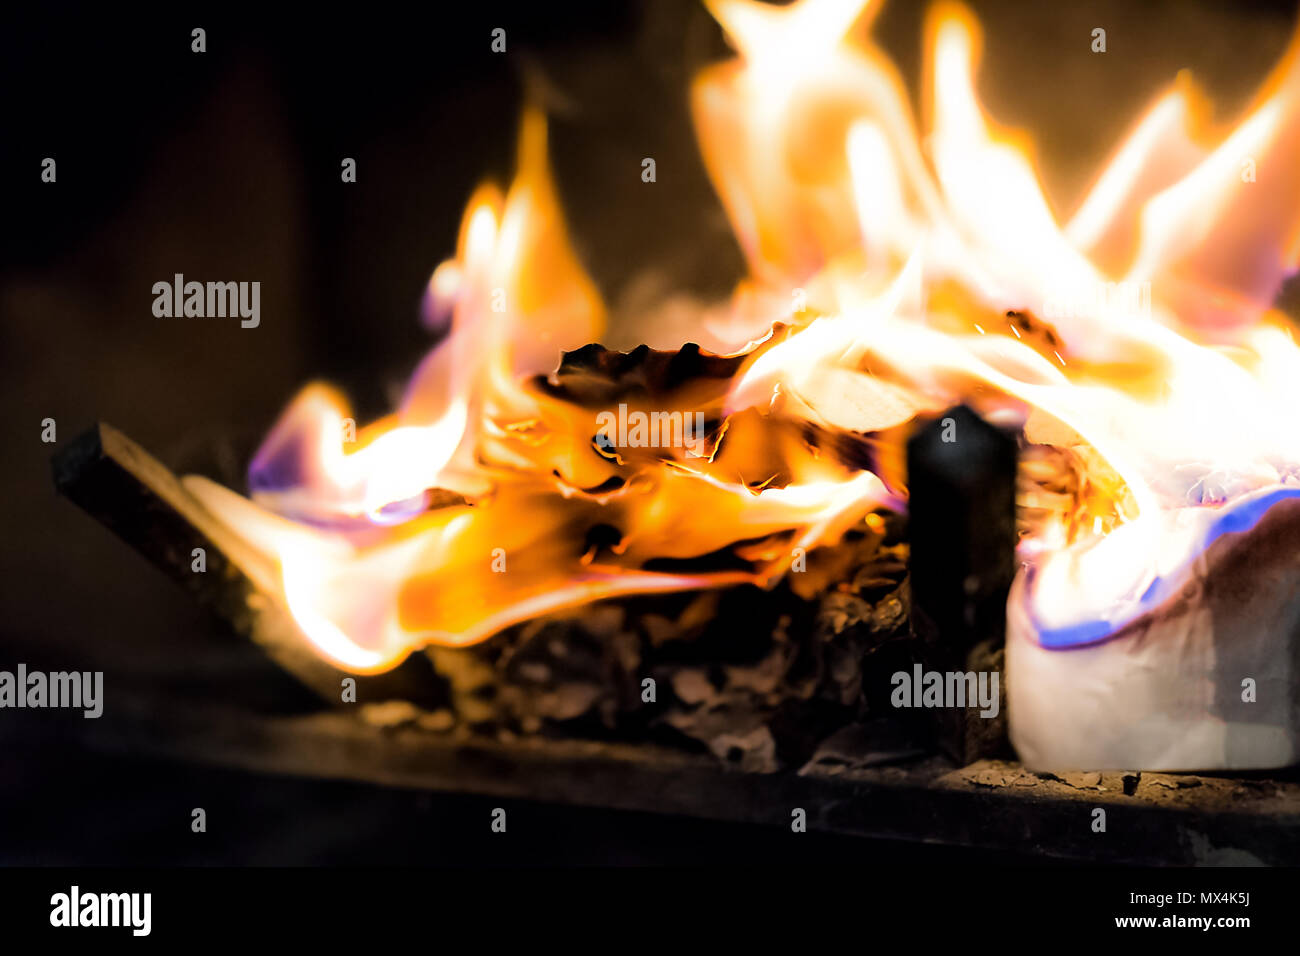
[194, 0, 1300, 670]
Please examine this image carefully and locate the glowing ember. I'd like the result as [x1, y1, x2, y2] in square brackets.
[185, 0, 1300, 679]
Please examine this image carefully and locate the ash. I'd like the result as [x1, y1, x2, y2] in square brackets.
[405, 512, 926, 773]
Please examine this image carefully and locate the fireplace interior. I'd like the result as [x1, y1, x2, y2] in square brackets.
[5, 0, 1300, 866]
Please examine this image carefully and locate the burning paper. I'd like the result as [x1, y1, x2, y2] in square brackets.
[185, 0, 1300, 768]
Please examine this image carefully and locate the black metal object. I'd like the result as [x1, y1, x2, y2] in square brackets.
[906, 405, 1018, 650]
[905, 405, 1018, 762]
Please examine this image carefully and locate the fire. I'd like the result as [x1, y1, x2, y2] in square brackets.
[186, 0, 1300, 676]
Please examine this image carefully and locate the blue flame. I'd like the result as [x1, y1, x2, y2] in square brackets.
[1032, 485, 1300, 650]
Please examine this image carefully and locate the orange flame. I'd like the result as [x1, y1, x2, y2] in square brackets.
[188, 0, 1300, 672]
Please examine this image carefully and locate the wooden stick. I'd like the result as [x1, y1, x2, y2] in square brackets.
[51, 422, 443, 705]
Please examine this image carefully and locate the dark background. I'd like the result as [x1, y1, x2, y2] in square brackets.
[1, 0, 1297, 864]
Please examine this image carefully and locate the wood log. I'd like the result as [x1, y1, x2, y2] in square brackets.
[51, 422, 443, 706]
